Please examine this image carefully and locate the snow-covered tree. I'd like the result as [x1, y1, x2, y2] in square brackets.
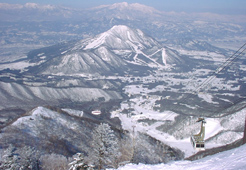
[17, 146, 40, 170]
[90, 123, 120, 169]
[69, 153, 94, 170]
[0, 145, 40, 170]
[0, 145, 19, 170]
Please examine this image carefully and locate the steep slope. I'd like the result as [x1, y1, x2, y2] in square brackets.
[0, 106, 183, 163]
[0, 81, 122, 110]
[20, 25, 183, 76]
[82, 25, 160, 50]
[0, 107, 99, 156]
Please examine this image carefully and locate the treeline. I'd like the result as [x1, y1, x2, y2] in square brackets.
[0, 122, 183, 169]
[0, 123, 134, 170]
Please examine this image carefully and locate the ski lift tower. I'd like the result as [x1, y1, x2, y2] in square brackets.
[190, 117, 206, 151]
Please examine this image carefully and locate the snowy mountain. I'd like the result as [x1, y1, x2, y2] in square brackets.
[0, 2, 246, 169]
[0, 2, 245, 56]
[7, 25, 182, 76]
[92, 2, 160, 14]
[0, 25, 184, 129]
[89, 2, 163, 21]
[0, 106, 100, 156]
[0, 3, 55, 10]
[0, 2, 163, 22]
[1, 2, 245, 24]
[0, 81, 122, 110]
[0, 3, 79, 21]
[0, 106, 183, 163]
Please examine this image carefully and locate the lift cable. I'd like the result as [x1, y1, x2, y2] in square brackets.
[181, 42, 246, 104]
[157, 42, 246, 149]
[162, 42, 246, 121]
[197, 45, 246, 94]
[211, 97, 246, 118]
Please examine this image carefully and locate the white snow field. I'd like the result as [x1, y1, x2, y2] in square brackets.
[113, 143, 246, 170]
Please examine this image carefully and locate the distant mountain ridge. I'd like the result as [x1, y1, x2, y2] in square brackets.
[0, 2, 77, 21]
[0, 2, 162, 21]
[0, 2, 160, 14]
[0, 2, 244, 50]
[1, 2, 244, 23]
[0, 3, 56, 10]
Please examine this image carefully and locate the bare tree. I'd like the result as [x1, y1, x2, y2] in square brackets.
[40, 153, 70, 170]
[117, 136, 135, 166]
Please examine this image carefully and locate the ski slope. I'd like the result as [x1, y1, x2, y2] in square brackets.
[113, 143, 246, 170]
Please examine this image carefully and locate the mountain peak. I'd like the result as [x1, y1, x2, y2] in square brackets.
[92, 2, 161, 14]
[24, 3, 38, 8]
[109, 25, 131, 33]
[110, 2, 129, 9]
[6, 25, 182, 76]
[83, 25, 159, 50]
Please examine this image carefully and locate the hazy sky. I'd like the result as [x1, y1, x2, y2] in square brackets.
[1, 0, 246, 15]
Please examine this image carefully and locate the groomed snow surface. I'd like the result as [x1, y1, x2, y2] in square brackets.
[113, 143, 246, 170]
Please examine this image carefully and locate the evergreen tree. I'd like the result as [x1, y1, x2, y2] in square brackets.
[69, 153, 94, 170]
[90, 123, 120, 169]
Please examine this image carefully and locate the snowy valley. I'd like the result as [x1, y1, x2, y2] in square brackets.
[0, 2, 246, 170]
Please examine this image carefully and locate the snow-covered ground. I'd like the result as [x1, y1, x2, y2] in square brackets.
[0, 81, 122, 108]
[113, 143, 246, 170]
[0, 60, 47, 72]
[177, 49, 227, 64]
[62, 108, 84, 117]
[111, 82, 245, 157]
[112, 105, 227, 157]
